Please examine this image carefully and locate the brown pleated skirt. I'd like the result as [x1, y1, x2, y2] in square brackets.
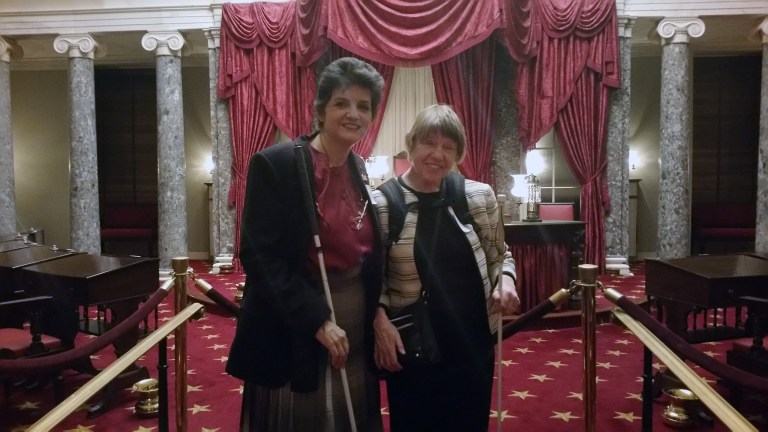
[240, 266, 382, 432]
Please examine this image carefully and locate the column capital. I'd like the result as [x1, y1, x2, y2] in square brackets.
[656, 18, 705, 45]
[142, 31, 186, 57]
[617, 16, 636, 39]
[53, 34, 98, 59]
[0, 36, 22, 63]
[757, 17, 768, 44]
[203, 28, 220, 50]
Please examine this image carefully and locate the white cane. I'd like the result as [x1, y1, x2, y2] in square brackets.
[496, 306, 503, 432]
[313, 235, 358, 432]
[295, 144, 357, 432]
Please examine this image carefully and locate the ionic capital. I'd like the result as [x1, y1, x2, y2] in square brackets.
[54, 34, 98, 59]
[656, 18, 705, 45]
[142, 31, 186, 57]
[758, 17, 768, 44]
[0, 37, 20, 63]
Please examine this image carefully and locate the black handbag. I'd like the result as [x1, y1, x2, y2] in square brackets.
[388, 291, 442, 367]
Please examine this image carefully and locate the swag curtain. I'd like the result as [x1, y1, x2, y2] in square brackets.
[218, 2, 316, 271]
[501, 0, 619, 271]
[218, 0, 619, 273]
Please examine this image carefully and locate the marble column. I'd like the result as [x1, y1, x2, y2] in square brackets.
[655, 18, 705, 259]
[756, 18, 768, 252]
[53, 34, 101, 253]
[604, 17, 635, 260]
[492, 43, 523, 222]
[204, 28, 235, 261]
[142, 31, 188, 272]
[0, 37, 18, 235]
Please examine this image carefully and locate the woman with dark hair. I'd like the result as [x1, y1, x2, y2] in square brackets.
[372, 104, 520, 431]
[226, 57, 385, 432]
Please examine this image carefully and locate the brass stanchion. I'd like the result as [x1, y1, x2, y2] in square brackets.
[172, 257, 189, 432]
[577, 264, 598, 432]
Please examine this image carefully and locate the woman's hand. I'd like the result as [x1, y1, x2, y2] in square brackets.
[493, 274, 521, 315]
[315, 320, 349, 369]
[373, 306, 404, 372]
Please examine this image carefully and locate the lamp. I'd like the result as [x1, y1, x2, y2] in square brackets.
[524, 173, 541, 222]
[510, 174, 528, 221]
[365, 155, 390, 187]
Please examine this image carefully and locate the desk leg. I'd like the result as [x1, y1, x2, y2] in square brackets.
[86, 298, 150, 418]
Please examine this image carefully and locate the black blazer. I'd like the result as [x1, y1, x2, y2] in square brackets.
[226, 135, 383, 392]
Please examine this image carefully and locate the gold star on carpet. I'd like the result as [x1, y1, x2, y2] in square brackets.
[701, 341, 720, 346]
[652, 362, 663, 370]
[187, 385, 203, 393]
[187, 369, 196, 375]
[614, 339, 632, 345]
[89, 355, 101, 360]
[199, 324, 214, 330]
[703, 350, 720, 357]
[501, 359, 516, 366]
[158, 309, 172, 314]
[489, 409, 515, 421]
[570, 338, 582, 343]
[514, 347, 534, 354]
[189, 404, 212, 414]
[208, 344, 228, 350]
[597, 361, 617, 369]
[216, 355, 229, 363]
[550, 411, 580, 422]
[203, 334, 220, 340]
[614, 411, 641, 422]
[15, 401, 39, 410]
[527, 337, 546, 343]
[231, 385, 244, 394]
[509, 390, 536, 400]
[606, 349, 626, 356]
[132, 426, 156, 432]
[528, 373, 553, 382]
[159, 316, 173, 322]
[381, 406, 389, 415]
[545, 360, 567, 368]
[542, 328, 559, 333]
[201, 428, 220, 432]
[567, 392, 582, 400]
[558, 348, 578, 355]
[63, 425, 95, 432]
[626, 392, 642, 401]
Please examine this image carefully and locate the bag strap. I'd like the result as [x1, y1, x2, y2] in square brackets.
[377, 177, 407, 248]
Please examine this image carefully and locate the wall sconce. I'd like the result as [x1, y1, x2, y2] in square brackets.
[203, 154, 214, 175]
[524, 173, 541, 222]
[365, 155, 390, 187]
[628, 149, 640, 171]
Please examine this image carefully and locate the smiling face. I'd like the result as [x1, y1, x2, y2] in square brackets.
[407, 132, 459, 191]
[317, 85, 373, 149]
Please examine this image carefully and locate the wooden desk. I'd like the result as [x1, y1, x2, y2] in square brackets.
[645, 255, 768, 342]
[504, 221, 585, 311]
[18, 253, 159, 416]
[0, 245, 80, 295]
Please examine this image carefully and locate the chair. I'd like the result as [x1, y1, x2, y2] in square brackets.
[393, 151, 409, 176]
[0, 295, 65, 402]
[538, 202, 576, 221]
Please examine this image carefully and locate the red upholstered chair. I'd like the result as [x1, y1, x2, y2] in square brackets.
[393, 151, 409, 176]
[538, 202, 575, 221]
[0, 295, 65, 402]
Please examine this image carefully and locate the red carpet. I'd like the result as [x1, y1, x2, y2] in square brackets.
[1, 261, 767, 431]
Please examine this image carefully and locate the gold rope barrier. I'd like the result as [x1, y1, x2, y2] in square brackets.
[612, 308, 757, 432]
[27, 302, 204, 432]
[573, 264, 598, 432]
[172, 257, 190, 432]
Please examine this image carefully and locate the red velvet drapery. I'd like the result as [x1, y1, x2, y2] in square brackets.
[432, 38, 496, 184]
[218, 0, 619, 273]
[218, 2, 316, 271]
[500, 0, 619, 271]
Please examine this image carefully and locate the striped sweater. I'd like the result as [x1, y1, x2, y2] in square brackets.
[371, 178, 516, 334]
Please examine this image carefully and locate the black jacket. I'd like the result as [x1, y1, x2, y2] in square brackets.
[226, 135, 383, 392]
